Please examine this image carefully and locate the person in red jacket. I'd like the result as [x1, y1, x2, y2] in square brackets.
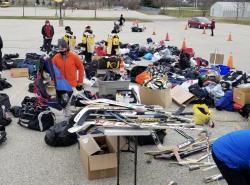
[41, 20, 54, 53]
[211, 19, 215, 37]
[52, 39, 84, 119]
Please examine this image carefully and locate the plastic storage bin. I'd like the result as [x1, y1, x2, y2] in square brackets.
[98, 80, 130, 96]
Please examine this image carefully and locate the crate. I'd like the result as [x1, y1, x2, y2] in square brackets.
[10, 68, 29, 78]
[98, 80, 130, 96]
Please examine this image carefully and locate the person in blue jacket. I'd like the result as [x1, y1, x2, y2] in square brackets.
[212, 129, 250, 185]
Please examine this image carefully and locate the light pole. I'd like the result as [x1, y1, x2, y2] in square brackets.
[54, 0, 64, 27]
[55, 2, 58, 17]
[63, 3, 66, 17]
[94, 2, 97, 19]
[35, 3, 37, 16]
[22, 3, 25, 17]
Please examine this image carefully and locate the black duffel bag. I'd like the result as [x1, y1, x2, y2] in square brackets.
[138, 129, 166, 146]
[93, 56, 120, 69]
[44, 120, 77, 147]
[0, 105, 12, 126]
[239, 104, 250, 118]
[0, 125, 7, 144]
[18, 105, 55, 132]
[28, 82, 35, 93]
[0, 93, 11, 110]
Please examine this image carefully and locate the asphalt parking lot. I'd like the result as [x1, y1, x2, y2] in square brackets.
[0, 11, 249, 185]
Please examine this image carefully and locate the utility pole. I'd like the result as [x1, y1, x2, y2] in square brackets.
[55, 2, 58, 17]
[94, 1, 97, 19]
[59, 2, 62, 19]
[63, 3, 66, 17]
[22, 1, 25, 17]
[54, 0, 64, 27]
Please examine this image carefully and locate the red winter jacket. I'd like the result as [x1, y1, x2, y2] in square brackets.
[42, 25, 54, 39]
[211, 20, 215, 29]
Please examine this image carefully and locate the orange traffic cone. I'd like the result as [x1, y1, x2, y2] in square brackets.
[185, 24, 188, 30]
[202, 27, 206, 34]
[227, 52, 234, 68]
[227, 32, 232, 41]
[165, 32, 170, 41]
[181, 38, 187, 50]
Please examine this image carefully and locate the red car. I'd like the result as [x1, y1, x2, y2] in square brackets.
[188, 17, 211, 29]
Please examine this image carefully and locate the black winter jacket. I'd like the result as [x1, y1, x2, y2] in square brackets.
[0, 36, 3, 50]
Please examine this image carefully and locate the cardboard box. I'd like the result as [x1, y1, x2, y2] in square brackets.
[139, 86, 172, 108]
[79, 135, 117, 180]
[107, 136, 128, 152]
[171, 85, 195, 105]
[10, 68, 29, 78]
[210, 53, 224, 65]
[233, 88, 250, 106]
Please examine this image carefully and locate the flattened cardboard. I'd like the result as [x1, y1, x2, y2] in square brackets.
[10, 68, 29, 78]
[139, 86, 172, 108]
[233, 88, 250, 106]
[210, 53, 224, 65]
[171, 85, 195, 105]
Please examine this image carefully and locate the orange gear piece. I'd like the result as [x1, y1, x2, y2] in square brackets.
[135, 71, 151, 85]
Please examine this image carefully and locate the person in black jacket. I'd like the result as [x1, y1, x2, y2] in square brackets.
[119, 14, 125, 26]
[211, 19, 215, 36]
[41, 20, 54, 53]
[0, 35, 3, 73]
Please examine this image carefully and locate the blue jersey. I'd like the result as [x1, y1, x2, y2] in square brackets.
[212, 129, 250, 170]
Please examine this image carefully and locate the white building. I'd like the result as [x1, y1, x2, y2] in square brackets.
[210, 2, 250, 18]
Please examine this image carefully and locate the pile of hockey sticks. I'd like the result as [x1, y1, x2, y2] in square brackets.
[68, 99, 204, 134]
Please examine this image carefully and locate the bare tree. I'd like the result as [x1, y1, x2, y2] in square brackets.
[233, 0, 247, 21]
[199, 0, 216, 17]
[161, 0, 169, 10]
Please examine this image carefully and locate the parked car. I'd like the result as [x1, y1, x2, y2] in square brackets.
[0, 1, 10, 7]
[113, 6, 127, 11]
[131, 25, 146, 32]
[188, 17, 211, 29]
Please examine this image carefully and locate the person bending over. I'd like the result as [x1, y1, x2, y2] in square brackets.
[212, 129, 250, 185]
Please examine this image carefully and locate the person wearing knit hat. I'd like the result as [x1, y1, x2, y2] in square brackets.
[64, 26, 76, 50]
[41, 20, 54, 53]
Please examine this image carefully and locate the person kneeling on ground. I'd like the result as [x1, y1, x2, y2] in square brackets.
[212, 129, 250, 185]
[52, 39, 84, 119]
